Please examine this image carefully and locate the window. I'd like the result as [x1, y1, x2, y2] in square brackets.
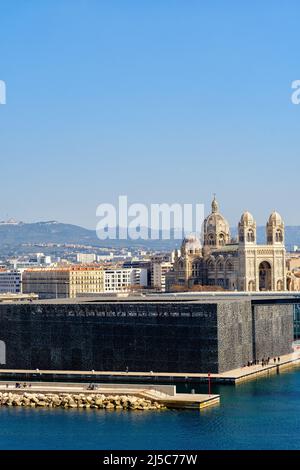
[217, 260, 224, 271]
[276, 230, 283, 242]
[226, 262, 234, 272]
[219, 234, 225, 246]
[247, 230, 255, 242]
[208, 234, 215, 246]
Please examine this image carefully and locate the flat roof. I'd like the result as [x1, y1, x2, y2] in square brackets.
[2, 291, 300, 305]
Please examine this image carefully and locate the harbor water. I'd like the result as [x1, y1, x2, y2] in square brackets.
[1, 367, 300, 450]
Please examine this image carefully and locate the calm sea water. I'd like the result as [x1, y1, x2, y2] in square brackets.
[1, 367, 300, 450]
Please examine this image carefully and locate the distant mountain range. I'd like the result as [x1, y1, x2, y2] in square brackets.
[0, 221, 178, 251]
[0, 221, 299, 252]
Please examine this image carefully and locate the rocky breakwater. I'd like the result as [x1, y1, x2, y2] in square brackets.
[0, 392, 166, 411]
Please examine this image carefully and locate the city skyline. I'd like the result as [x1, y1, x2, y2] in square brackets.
[1, 1, 300, 228]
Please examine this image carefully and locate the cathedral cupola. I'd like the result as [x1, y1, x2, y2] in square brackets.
[238, 211, 256, 244]
[203, 196, 230, 251]
[181, 233, 202, 256]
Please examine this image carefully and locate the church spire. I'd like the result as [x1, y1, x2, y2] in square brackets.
[212, 194, 219, 213]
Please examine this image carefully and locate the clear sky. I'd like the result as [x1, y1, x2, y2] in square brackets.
[0, 1, 299, 229]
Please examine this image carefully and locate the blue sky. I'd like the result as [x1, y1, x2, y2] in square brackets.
[0, 0, 299, 228]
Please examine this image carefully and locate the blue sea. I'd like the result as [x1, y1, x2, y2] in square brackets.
[1, 367, 300, 450]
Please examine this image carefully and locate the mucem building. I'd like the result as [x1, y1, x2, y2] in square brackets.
[0, 297, 294, 374]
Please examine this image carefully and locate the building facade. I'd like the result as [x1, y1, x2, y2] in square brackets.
[23, 267, 105, 299]
[167, 196, 287, 292]
[76, 253, 97, 264]
[23, 266, 149, 299]
[151, 262, 174, 292]
[104, 268, 148, 293]
[0, 271, 22, 294]
[0, 298, 293, 373]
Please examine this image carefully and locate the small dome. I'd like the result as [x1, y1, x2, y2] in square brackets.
[268, 211, 283, 225]
[240, 211, 254, 225]
[181, 233, 201, 254]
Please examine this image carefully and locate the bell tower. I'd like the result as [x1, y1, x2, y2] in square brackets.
[238, 212, 256, 245]
[266, 211, 284, 245]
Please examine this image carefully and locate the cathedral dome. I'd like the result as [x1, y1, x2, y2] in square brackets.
[204, 212, 230, 231]
[204, 207, 230, 237]
[268, 211, 283, 225]
[181, 234, 201, 255]
[203, 196, 230, 249]
[240, 211, 255, 225]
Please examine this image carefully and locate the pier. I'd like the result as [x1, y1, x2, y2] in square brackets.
[0, 382, 219, 410]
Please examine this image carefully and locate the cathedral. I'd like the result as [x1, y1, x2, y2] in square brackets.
[167, 196, 287, 292]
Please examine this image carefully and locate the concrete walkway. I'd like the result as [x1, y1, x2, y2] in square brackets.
[0, 382, 220, 409]
[213, 352, 300, 383]
[0, 351, 299, 384]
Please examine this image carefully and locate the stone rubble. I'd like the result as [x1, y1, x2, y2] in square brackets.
[0, 392, 166, 411]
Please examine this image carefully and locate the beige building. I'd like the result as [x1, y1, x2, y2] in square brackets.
[150, 253, 173, 292]
[286, 254, 300, 291]
[167, 196, 287, 292]
[152, 262, 174, 292]
[23, 266, 105, 299]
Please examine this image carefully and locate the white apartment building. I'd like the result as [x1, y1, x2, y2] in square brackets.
[104, 268, 148, 293]
[29, 253, 52, 265]
[0, 271, 22, 294]
[130, 268, 148, 287]
[97, 253, 114, 262]
[76, 253, 96, 264]
[151, 262, 173, 292]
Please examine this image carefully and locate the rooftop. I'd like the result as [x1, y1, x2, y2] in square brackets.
[2, 291, 299, 305]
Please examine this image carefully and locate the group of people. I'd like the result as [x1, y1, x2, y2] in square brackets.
[14, 383, 31, 389]
[87, 383, 98, 390]
[261, 357, 281, 367]
[243, 357, 281, 368]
